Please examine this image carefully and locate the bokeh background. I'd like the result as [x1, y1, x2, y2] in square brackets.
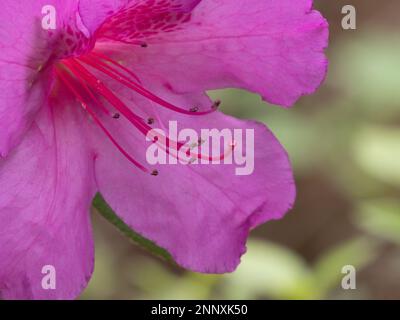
[82, 1, 400, 299]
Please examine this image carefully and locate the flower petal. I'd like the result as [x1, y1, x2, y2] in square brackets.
[1, 2, 50, 156]
[92, 88, 295, 273]
[0, 0, 84, 156]
[105, 0, 328, 107]
[0, 104, 96, 299]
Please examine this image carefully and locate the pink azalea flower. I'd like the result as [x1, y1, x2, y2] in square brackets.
[0, 0, 328, 299]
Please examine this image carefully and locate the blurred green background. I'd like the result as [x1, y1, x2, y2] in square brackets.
[82, 1, 400, 299]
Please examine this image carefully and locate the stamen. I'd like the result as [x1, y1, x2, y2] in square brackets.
[79, 53, 220, 116]
[59, 64, 116, 119]
[63, 59, 148, 135]
[63, 59, 190, 161]
[56, 52, 232, 171]
[55, 67, 149, 173]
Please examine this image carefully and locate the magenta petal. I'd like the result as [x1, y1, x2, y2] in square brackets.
[93, 90, 295, 273]
[0, 62, 50, 157]
[0, 2, 53, 156]
[0, 105, 96, 299]
[0, 0, 84, 156]
[113, 0, 328, 107]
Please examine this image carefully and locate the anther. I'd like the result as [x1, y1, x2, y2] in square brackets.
[212, 100, 221, 109]
[147, 117, 155, 125]
[190, 106, 199, 113]
[189, 138, 205, 149]
[113, 113, 120, 119]
[151, 169, 159, 176]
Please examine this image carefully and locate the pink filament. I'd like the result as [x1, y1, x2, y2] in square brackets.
[78, 53, 219, 116]
[55, 66, 149, 173]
